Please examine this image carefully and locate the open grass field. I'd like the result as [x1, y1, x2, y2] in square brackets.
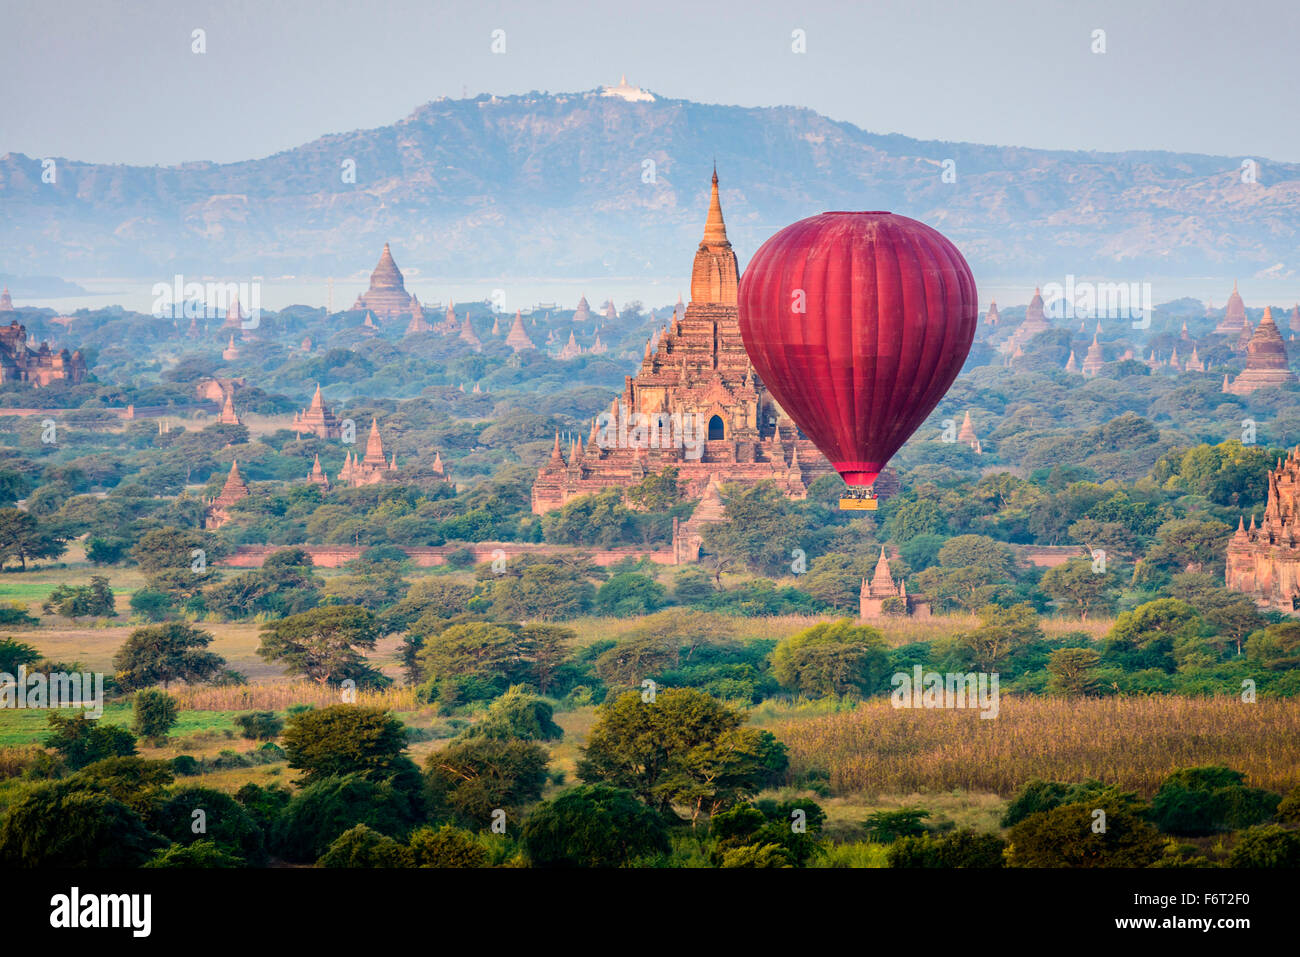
[766, 695, 1300, 798]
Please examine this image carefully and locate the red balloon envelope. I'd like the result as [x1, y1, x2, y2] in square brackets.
[738, 211, 978, 489]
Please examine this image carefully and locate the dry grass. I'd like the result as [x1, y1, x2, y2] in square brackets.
[769, 695, 1300, 798]
[173, 682, 423, 712]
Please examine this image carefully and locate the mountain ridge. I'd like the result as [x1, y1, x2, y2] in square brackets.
[2, 89, 1298, 283]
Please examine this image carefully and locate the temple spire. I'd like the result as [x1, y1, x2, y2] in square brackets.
[702, 166, 729, 246]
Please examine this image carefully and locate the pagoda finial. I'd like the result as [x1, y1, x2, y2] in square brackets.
[702, 167, 728, 246]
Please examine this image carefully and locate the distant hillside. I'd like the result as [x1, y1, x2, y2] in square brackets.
[2, 88, 1299, 282]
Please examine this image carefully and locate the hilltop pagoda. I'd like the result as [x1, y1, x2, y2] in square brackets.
[530, 169, 835, 514]
[352, 244, 418, 319]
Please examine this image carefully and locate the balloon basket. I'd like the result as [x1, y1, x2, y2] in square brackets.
[839, 488, 878, 511]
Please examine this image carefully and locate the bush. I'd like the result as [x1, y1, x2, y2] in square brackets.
[44, 712, 137, 770]
[151, 785, 267, 866]
[887, 829, 1007, 868]
[272, 774, 423, 863]
[1148, 767, 1280, 836]
[234, 711, 284, 742]
[171, 755, 201, 777]
[318, 824, 413, 868]
[521, 785, 669, 868]
[1007, 799, 1164, 868]
[719, 843, 794, 868]
[1227, 825, 1300, 868]
[863, 808, 930, 843]
[408, 825, 489, 868]
[132, 689, 178, 743]
[144, 840, 243, 868]
[0, 781, 164, 867]
[458, 686, 562, 742]
[129, 589, 174, 622]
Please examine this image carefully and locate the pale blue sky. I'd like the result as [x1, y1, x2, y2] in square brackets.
[3, 0, 1298, 166]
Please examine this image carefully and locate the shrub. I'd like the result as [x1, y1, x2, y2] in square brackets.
[719, 843, 794, 868]
[521, 784, 669, 868]
[318, 824, 412, 868]
[863, 808, 931, 843]
[171, 755, 201, 776]
[144, 840, 243, 868]
[1227, 825, 1300, 868]
[0, 781, 164, 867]
[408, 824, 489, 868]
[132, 689, 179, 743]
[272, 774, 422, 863]
[44, 712, 137, 770]
[151, 786, 266, 866]
[1007, 799, 1164, 868]
[235, 711, 284, 742]
[458, 686, 562, 742]
[887, 830, 1007, 868]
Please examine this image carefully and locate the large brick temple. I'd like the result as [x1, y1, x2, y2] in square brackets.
[530, 170, 836, 514]
[1226, 447, 1300, 612]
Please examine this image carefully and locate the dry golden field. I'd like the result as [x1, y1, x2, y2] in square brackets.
[767, 695, 1300, 798]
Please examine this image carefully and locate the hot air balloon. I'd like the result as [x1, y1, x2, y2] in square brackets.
[738, 211, 977, 510]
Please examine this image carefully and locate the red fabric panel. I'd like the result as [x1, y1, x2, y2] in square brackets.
[738, 212, 977, 487]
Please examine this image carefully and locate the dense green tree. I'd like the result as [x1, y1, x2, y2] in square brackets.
[282, 705, 416, 786]
[318, 824, 412, 867]
[701, 482, 809, 576]
[950, 603, 1043, 673]
[578, 688, 786, 818]
[257, 605, 386, 688]
[0, 781, 164, 867]
[0, 508, 67, 570]
[0, 637, 40, 674]
[1007, 797, 1163, 867]
[44, 712, 138, 769]
[408, 824, 489, 868]
[459, 686, 563, 742]
[522, 784, 670, 868]
[771, 619, 889, 696]
[1040, 557, 1120, 620]
[425, 737, 550, 826]
[132, 688, 179, 743]
[151, 785, 267, 865]
[113, 621, 225, 689]
[1046, 647, 1104, 695]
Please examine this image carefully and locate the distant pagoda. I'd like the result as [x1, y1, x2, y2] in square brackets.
[1081, 328, 1105, 376]
[216, 391, 241, 425]
[859, 547, 931, 619]
[352, 243, 417, 319]
[1000, 287, 1051, 354]
[1223, 307, 1298, 394]
[956, 411, 981, 453]
[307, 454, 331, 490]
[292, 384, 343, 439]
[573, 295, 592, 322]
[1215, 281, 1249, 336]
[406, 297, 433, 334]
[985, 300, 999, 326]
[505, 310, 536, 352]
[338, 419, 400, 487]
[205, 460, 250, 529]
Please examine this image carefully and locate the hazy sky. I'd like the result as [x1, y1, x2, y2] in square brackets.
[3, 0, 1299, 167]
